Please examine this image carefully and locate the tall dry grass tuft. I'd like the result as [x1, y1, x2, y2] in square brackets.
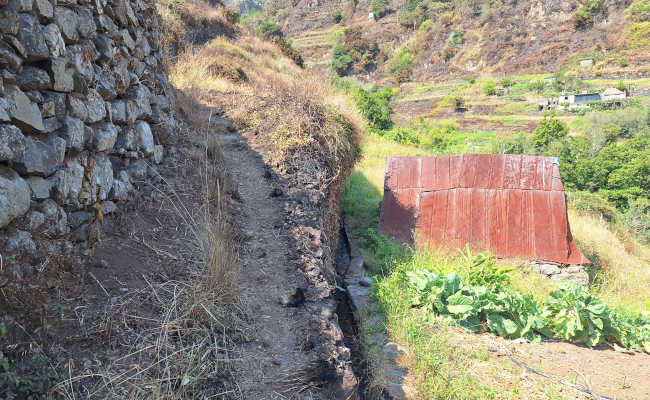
[569, 210, 650, 314]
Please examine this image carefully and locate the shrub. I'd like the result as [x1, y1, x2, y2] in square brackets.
[450, 29, 465, 45]
[526, 80, 545, 92]
[332, 10, 343, 23]
[370, 0, 389, 19]
[628, 0, 650, 21]
[260, 19, 282, 38]
[387, 47, 413, 82]
[482, 81, 496, 96]
[532, 112, 568, 150]
[490, 132, 527, 154]
[331, 44, 354, 75]
[623, 198, 650, 242]
[271, 37, 304, 68]
[349, 84, 394, 131]
[567, 191, 621, 224]
[616, 80, 627, 91]
[466, 77, 476, 85]
[499, 77, 514, 87]
[618, 57, 629, 67]
[419, 19, 432, 30]
[224, 8, 240, 24]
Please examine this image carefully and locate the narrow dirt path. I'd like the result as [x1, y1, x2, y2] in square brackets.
[223, 137, 327, 399]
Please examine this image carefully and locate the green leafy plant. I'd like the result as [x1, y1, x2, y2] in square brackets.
[618, 57, 629, 67]
[616, 80, 627, 91]
[370, 0, 389, 19]
[543, 284, 613, 346]
[332, 10, 343, 23]
[499, 77, 514, 87]
[387, 47, 413, 82]
[331, 44, 354, 75]
[482, 81, 496, 96]
[532, 112, 568, 150]
[459, 246, 513, 287]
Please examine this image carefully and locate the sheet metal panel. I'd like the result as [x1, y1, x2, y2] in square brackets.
[379, 154, 588, 264]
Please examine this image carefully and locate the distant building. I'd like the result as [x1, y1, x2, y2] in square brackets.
[601, 87, 626, 100]
[557, 92, 601, 105]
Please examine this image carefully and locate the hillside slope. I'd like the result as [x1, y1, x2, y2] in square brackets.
[282, 0, 649, 81]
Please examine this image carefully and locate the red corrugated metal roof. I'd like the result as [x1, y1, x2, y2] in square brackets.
[378, 154, 589, 264]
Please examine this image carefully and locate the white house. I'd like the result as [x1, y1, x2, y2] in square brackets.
[601, 87, 626, 101]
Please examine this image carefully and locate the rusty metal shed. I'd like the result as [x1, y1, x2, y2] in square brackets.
[378, 154, 589, 264]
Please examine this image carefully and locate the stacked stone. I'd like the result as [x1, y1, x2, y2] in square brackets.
[0, 0, 173, 254]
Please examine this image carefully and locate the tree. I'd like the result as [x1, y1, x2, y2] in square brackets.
[532, 113, 568, 150]
[370, 0, 388, 19]
[483, 81, 496, 96]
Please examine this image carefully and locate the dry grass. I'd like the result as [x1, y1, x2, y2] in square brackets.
[569, 210, 650, 314]
[170, 32, 365, 170]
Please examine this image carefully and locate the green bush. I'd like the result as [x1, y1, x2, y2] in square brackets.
[490, 132, 527, 154]
[259, 19, 282, 38]
[370, 0, 389, 19]
[573, 0, 606, 28]
[532, 112, 568, 150]
[616, 80, 627, 91]
[482, 81, 496, 96]
[618, 57, 629, 67]
[499, 77, 514, 87]
[567, 191, 621, 224]
[271, 37, 304, 67]
[450, 29, 465, 45]
[349, 84, 394, 131]
[629, 0, 650, 21]
[332, 10, 343, 23]
[526, 80, 545, 92]
[419, 19, 432, 30]
[387, 47, 413, 82]
[331, 44, 354, 75]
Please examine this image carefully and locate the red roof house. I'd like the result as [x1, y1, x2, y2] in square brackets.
[378, 154, 589, 264]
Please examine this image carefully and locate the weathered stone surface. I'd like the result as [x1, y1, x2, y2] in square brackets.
[0, 41, 22, 73]
[51, 158, 83, 206]
[77, 8, 96, 38]
[0, 166, 30, 228]
[17, 66, 52, 90]
[153, 145, 163, 164]
[42, 23, 66, 57]
[48, 57, 74, 92]
[127, 159, 147, 181]
[67, 44, 95, 83]
[101, 200, 117, 214]
[26, 210, 45, 230]
[135, 120, 154, 155]
[33, 0, 54, 20]
[67, 95, 88, 121]
[6, 231, 36, 253]
[42, 91, 66, 120]
[24, 89, 43, 103]
[26, 176, 54, 199]
[96, 14, 119, 39]
[0, 8, 20, 35]
[94, 34, 113, 64]
[95, 68, 117, 100]
[43, 117, 61, 133]
[14, 136, 65, 176]
[79, 153, 113, 204]
[110, 170, 133, 201]
[17, 14, 50, 61]
[4, 34, 26, 58]
[540, 263, 561, 276]
[68, 210, 89, 228]
[0, 98, 8, 122]
[54, 6, 80, 43]
[110, 100, 127, 124]
[86, 89, 106, 123]
[41, 100, 55, 118]
[60, 116, 85, 150]
[0, 124, 25, 162]
[4, 85, 44, 132]
[39, 198, 59, 219]
[92, 122, 119, 152]
[119, 29, 135, 51]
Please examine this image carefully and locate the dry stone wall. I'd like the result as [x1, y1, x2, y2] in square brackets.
[0, 0, 175, 273]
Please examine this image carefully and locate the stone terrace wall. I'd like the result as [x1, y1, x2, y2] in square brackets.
[0, 0, 175, 275]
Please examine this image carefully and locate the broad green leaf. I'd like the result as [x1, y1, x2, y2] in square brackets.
[502, 318, 519, 335]
[447, 304, 474, 315]
[587, 303, 607, 315]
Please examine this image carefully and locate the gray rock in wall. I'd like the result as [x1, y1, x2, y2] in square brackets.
[14, 135, 66, 176]
[92, 122, 118, 152]
[86, 88, 106, 123]
[4, 84, 44, 132]
[42, 91, 66, 120]
[60, 115, 85, 150]
[78, 153, 113, 204]
[42, 23, 66, 57]
[51, 157, 83, 207]
[54, 6, 80, 43]
[94, 34, 114, 64]
[6, 230, 36, 253]
[135, 120, 154, 155]
[17, 13, 50, 61]
[0, 8, 19, 35]
[17, 66, 52, 90]
[26, 176, 54, 199]
[0, 124, 25, 162]
[33, 0, 54, 21]
[77, 8, 96, 38]
[67, 95, 88, 121]
[0, 41, 23, 73]
[0, 166, 30, 228]
[48, 57, 74, 92]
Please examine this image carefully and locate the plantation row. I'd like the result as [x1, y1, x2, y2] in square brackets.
[373, 243, 650, 352]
